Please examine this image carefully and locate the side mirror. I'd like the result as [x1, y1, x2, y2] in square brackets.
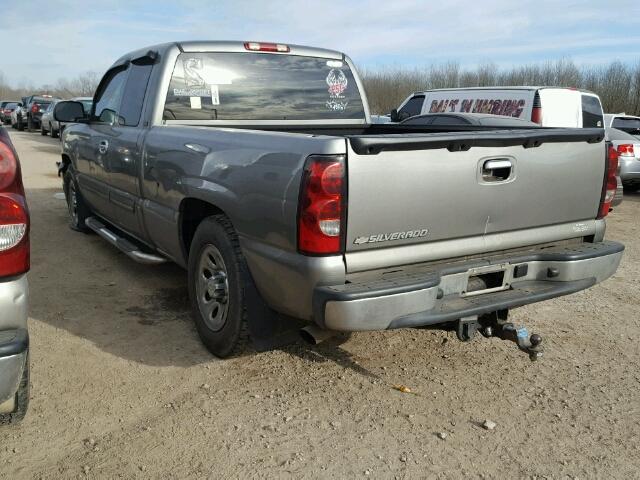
[54, 101, 87, 123]
[398, 110, 412, 122]
[390, 108, 399, 123]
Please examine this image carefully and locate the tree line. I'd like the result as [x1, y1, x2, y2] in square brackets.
[2, 59, 640, 118]
[0, 71, 101, 101]
[360, 59, 640, 115]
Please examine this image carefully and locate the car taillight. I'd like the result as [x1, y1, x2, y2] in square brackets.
[598, 144, 619, 219]
[244, 42, 290, 52]
[297, 155, 346, 255]
[617, 144, 634, 157]
[531, 106, 542, 124]
[0, 142, 18, 192]
[31, 104, 39, 113]
[0, 141, 29, 277]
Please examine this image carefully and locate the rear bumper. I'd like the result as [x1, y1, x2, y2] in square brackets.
[313, 241, 624, 331]
[620, 157, 640, 183]
[0, 329, 28, 405]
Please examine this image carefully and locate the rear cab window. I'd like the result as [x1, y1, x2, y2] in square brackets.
[163, 52, 365, 121]
[612, 117, 640, 135]
[581, 95, 603, 128]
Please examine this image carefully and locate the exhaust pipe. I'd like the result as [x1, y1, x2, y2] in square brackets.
[300, 325, 336, 345]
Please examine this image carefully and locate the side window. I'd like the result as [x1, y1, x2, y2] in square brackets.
[93, 67, 128, 124]
[118, 58, 154, 127]
[398, 96, 424, 120]
[581, 95, 603, 128]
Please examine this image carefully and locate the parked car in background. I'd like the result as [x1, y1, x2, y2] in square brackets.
[0, 125, 30, 424]
[10, 100, 27, 131]
[604, 114, 640, 139]
[57, 97, 92, 138]
[40, 100, 60, 137]
[392, 87, 604, 128]
[54, 40, 623, 360]
[607, 127, 640, 190]
[1, 102, 19, 125]
[399, 112, 539, 127]
[23, 95, 57, 132]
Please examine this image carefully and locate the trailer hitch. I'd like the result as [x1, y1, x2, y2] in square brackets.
[456, 311, 543, 361]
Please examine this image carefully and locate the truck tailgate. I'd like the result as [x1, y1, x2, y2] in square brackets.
[344, 129, 605, 272]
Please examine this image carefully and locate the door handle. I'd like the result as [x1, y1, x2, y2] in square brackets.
[482, 158, 513, 181]
[98, 140, 109, 155]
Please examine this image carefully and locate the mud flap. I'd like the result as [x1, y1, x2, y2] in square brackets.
[243, 275, 304, 352]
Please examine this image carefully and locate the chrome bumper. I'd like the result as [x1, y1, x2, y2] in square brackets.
[313, 241, 624, 331]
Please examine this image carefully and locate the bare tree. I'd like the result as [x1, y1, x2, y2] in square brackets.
[361, 58, 640, 114]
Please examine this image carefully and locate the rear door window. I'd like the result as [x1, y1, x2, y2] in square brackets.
[164, 52, 365, 121]
[581, 95, 603, 128]
[397, 95, 424, 119]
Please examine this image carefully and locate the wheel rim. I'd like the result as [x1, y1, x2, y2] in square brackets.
[196, 245, 230, 331]
[68, 183, 79, 225]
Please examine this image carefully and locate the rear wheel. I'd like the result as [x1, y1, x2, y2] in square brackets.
[51, 126, 59, 138]
[0, 356, 29, 425]
[64, 171, 91, 232]
[188, 215, 250, 358]
[27, 116, 34, 132]
[17, 118, 24, 131]
[40, 123, 47, 136]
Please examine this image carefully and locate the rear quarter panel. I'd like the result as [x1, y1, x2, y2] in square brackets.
[140, 126, 346, 262]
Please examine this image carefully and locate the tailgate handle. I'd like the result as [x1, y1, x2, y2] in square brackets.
[482, 159, 512, 181]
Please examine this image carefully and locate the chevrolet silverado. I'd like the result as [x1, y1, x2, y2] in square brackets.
[54, 41, 624, 359]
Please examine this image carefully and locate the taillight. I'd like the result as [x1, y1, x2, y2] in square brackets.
[31, 104, 39, 113]
[0, 142, 17, 192]
[531, 106, 542, 124]
[244, 42, 290, 53]
[598, 144, 619, 219]
[617, 144, 634, 157]
[297, 155, 346, 255]
[0, 141, 29, 277]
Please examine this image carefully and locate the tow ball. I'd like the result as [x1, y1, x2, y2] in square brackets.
[456, 312, 543, 361]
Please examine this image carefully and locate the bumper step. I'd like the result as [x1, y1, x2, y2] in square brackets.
[389, 278, 594, 328]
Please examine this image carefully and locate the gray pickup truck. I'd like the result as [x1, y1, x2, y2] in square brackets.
[54, 41, 624, 359]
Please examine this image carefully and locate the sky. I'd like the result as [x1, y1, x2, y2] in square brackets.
[1, 0, 639, 87]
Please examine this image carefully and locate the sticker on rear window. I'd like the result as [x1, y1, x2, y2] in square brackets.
[184, 58, 205, 87]
[326, 69, 349, 111]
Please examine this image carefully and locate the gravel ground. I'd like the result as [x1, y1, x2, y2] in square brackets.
[1, 129, 639, 479]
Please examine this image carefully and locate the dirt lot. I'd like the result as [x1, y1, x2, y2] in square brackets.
[1, 129, 639, 479]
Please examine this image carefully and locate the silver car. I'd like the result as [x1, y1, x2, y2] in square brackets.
[40, 100, 60, 137]
[0, 126, 30, 424]
[607, 127, 640, 190]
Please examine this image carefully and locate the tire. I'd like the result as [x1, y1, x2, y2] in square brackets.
[40, 123, 47, 136]
[51, 127, 59, 139]
[64, 171, 92, 232]
[17, 118, 24, 131]
[27, 116, 34, 132]
[0, 355, 29, 425]
[188, 215, 250, 358]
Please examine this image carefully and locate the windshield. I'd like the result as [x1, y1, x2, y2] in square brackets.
[163, 52, 365, 121]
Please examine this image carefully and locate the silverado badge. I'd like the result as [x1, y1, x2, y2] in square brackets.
[354, 229, 429, 245]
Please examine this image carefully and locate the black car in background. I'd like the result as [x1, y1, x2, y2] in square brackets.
[22, 95, 59, 132]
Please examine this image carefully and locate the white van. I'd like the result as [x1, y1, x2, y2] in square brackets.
[392, 87, 604, 128]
